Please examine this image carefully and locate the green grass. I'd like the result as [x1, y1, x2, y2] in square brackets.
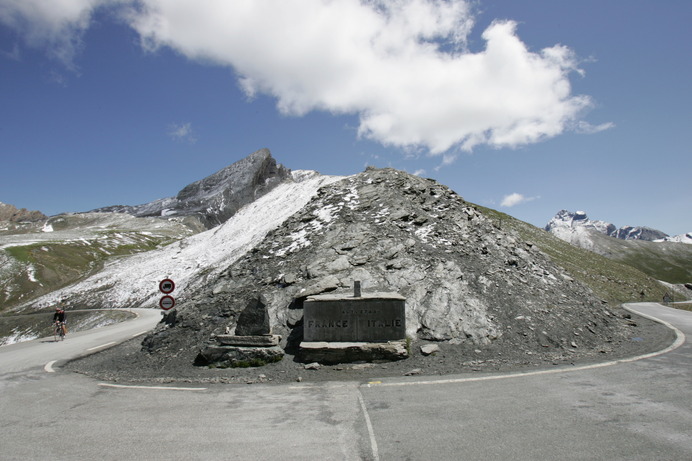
[475, 205, 669, 304]
[1, 232, 177, 311]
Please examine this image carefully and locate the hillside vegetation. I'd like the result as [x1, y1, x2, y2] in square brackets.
[476, 206, 670, 304]
[0, 213, 198, 312]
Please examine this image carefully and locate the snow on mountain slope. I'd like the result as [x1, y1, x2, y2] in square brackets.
[655, 233, 692, 244]
[20, 172, 345, 312]
[545, 209, 670, 245]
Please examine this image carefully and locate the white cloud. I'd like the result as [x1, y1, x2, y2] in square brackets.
[1, 0, 605, 154]
[168, 122, 196, 143]
[500, 193, 539, 208]
[574, 120, 615, 134]
[0, 0, 108, 68]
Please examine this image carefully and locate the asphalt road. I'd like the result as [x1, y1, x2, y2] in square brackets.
[0, 303, 690, 460]
[0, 308, 162, 374]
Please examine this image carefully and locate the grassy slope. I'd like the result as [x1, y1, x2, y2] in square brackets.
[587, 232, 692, 284]
[476, 206, 669, 305]
[0, 232, 176, 311]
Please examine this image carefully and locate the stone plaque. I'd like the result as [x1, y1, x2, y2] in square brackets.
[303, 293, 406, 342]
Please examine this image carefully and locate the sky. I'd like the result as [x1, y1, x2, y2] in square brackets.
[0, 0, 690, 236]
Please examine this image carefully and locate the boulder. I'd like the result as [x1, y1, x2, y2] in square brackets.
[420, 344, 440, 356]
[235, 295, 271, 336]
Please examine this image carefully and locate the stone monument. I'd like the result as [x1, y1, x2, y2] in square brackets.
[299, 282, 408, 364]
[196, 295, 283, 367]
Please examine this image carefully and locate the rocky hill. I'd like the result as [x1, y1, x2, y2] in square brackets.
[92, 148, 291, 229]
[5, 153, 684, 381]
[137, 167, 634, 372]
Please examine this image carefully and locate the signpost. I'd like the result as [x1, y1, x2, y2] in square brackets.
[159, 295, 175, 310]
[159, 278, 176, 310]
[159, 279, 175, 294]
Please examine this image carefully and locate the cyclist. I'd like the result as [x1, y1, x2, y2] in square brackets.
[53, 303, 67, 337]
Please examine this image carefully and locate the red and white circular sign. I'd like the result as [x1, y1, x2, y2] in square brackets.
[159, 279, 175, 294]
[159, 295, 175, 310]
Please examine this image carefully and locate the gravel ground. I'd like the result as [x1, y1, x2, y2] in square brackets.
[64, 305, 676, 386]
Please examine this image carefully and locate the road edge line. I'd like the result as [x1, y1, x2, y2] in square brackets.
[620, 303, 685, 361]
[365, 303, 686, 388]
[357, 388, 380, 461]
[98, 383, 207, 391]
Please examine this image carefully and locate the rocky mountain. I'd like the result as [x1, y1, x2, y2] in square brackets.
[92, 148, 291, 229]
[0, 202, 46, 224]
[544, 210, 692, 284]
[18, 170, 342, 313]
[545, 210, 669, 242]
[5, 151, 688, 373]
[0, 149, 293, 311]
[129, 167, 635, 370]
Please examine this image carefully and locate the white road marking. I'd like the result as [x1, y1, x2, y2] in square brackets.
[357, 388, 380, 461]
[44, 360, 57, 373]
[98, 383, 207, 391]
[87, 341, 116, 352]
[365, 305, 686, 389]
[131, 330, 149, 338]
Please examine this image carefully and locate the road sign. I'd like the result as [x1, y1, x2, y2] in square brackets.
[159, 279, 175, 294]
[160, 295, 175, 310]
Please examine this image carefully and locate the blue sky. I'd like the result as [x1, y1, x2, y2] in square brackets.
[1, 0, 690, 236]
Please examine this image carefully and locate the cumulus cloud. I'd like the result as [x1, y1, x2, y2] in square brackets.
[1, 0, 603, 154]
[500, 193, 539, 208]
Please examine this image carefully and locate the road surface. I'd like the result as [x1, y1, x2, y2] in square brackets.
[0, 303, 690, 460]
[0, 308, 161, 374]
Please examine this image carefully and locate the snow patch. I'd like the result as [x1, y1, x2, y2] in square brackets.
[2, 329, 38, 346]
[25, 174, 346, 309]
[655, 233, 692, 244]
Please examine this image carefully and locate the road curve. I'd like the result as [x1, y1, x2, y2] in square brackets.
[0, 308, 161, 375]
[359, 302, 692, 460]
[0, 303, 689, 460]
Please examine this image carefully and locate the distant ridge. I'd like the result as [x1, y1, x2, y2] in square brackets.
[0, 202, 46, 223]
[92, 148, 292, 229]
[545, 210, 668, 242]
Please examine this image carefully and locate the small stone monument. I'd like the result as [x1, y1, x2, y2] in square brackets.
[299, 282, 408, 364]
[196, 295, 283, 367]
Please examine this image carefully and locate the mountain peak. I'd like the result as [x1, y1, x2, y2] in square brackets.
[0, 202, 46, 223]
[545, 210, 667, 242]
[93, 148, 292, 228]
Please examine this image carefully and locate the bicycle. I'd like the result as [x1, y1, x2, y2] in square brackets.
[53, 321, 66, 341]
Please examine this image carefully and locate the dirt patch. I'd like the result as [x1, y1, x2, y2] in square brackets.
[64, 306, 676, 386]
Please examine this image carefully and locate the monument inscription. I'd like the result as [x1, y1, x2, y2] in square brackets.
[303, 293, 406, 342]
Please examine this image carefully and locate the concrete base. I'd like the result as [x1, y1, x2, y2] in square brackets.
[298, 340, 408, 365]
[197, 344, 284, 368]
[196, 334, 283, 367]
[214, 334, 281, 347]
